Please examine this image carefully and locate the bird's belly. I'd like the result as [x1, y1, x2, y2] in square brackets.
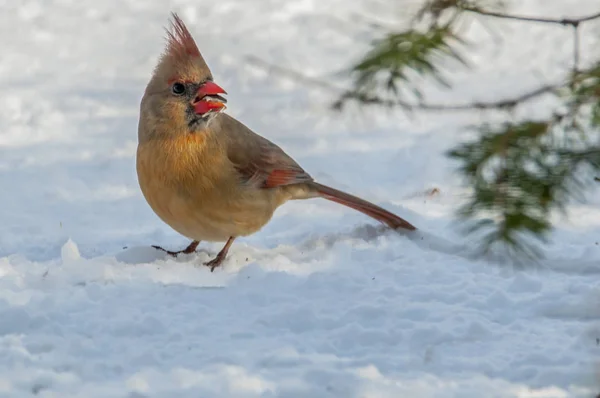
[156, 197, 232, 241]
[136, 144, 285, 242]
[142, 183, 278, 242]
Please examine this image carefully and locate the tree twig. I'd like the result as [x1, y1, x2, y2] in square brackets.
[460, 7, 600, 26]
[246, 5, 600, 113]
[572, 25, 580, 76]
[247, 55, 561, 112]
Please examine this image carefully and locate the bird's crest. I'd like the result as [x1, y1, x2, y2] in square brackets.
[165, 13, 201, 61]
[154, 12, 213, 83]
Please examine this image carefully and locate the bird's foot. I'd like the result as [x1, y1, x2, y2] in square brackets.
[204, 253, 226, 272]
[153, 240, 200, 257]
[203, 236, 235, 272]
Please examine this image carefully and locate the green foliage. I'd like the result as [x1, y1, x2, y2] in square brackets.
[351, 26, 467, 100]
[334, 25, 467, 109]
[447, 117, 600, 258]
[445, 62, 600, 257]
[571, 64, 600, 128]
[337, 0, 600, 259]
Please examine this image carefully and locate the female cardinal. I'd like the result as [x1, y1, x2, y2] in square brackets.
[136, 13, 416, 271]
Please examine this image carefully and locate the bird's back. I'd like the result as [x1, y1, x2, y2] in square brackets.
[214, 114, 307, 175]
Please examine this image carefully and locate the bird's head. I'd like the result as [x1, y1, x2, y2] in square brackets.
[140, 13, 228, 136]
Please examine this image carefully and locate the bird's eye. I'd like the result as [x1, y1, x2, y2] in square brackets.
[171, 82, 186, 96]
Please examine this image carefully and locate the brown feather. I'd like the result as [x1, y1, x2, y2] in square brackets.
[312, 182, 416, 231]
[214, 115, 313, 188]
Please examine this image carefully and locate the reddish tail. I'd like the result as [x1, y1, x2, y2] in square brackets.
[312, 182, 416, 231]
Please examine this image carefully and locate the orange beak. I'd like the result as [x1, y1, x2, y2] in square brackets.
[197, 81, 227, 97]
[193, 81, 228, 115]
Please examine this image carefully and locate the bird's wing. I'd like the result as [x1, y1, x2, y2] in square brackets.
[219, 115, 314, 189]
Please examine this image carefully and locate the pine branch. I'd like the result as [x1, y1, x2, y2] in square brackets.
[347, 26, 469, 102]
[247, 56, 560, 112]
[249, 3, 600, 114]
[413, 1, 600, 102]
[337, 82, 559, 111]
[448, 118, 600, 257]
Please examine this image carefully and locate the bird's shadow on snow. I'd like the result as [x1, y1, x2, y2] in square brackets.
[111, 217, 512, 276]
[115, 246, 192, 265]
[111, 223, 413, 276]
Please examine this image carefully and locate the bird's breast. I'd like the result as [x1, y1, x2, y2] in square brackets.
[136, 139, 280, 241]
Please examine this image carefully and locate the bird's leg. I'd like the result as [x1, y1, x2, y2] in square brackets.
[204, 237, 235, 272]
[153, 240, 200, 257]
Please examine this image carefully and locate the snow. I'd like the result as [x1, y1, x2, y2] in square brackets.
[1, 0, 600, 396]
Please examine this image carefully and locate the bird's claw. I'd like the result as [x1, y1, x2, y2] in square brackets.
[204, 256, 225, 272]
[153, 240, 200, 257]
[152, 245, 181, 257]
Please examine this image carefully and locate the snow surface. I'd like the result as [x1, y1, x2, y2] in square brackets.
[1, 0, 600, 396]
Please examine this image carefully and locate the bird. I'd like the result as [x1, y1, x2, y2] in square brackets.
[136, 13, 416, 271]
